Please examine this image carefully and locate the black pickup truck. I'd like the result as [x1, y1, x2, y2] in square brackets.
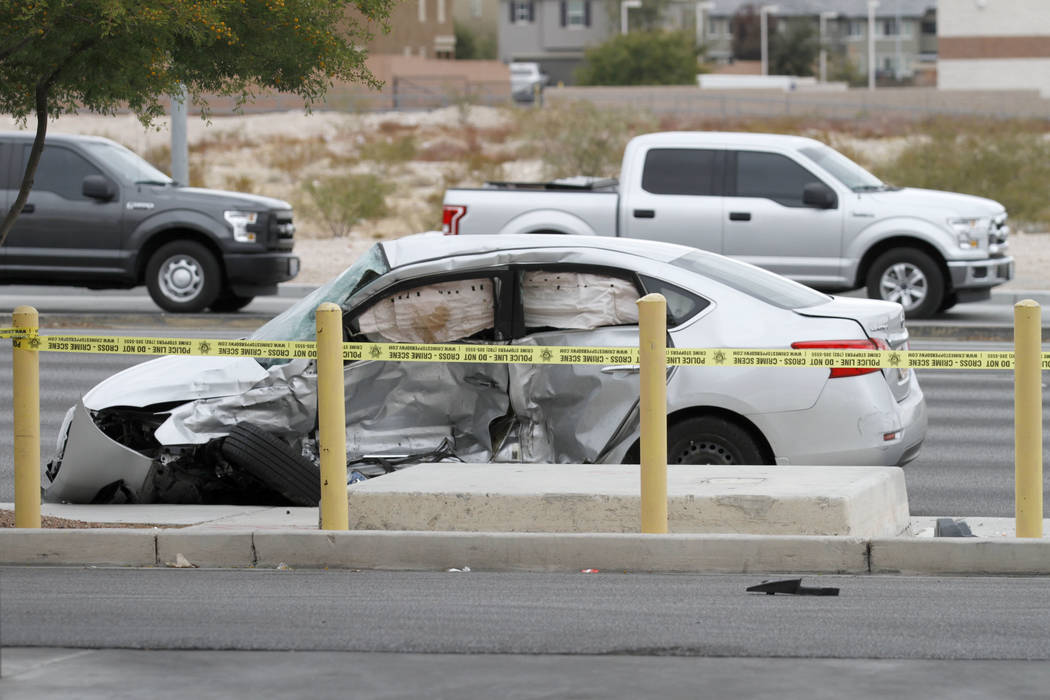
[0, 132, 299, 312]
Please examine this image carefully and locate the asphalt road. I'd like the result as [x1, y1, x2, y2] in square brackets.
[3, 567, 1050, 698]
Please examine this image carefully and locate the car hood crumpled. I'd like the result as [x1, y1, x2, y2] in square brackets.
[82, 355, 272, 411]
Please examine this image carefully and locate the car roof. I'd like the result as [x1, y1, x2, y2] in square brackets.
[0, 131, 118, 146]
[380, 232, 704, 269]
[633, 131, 824, 150]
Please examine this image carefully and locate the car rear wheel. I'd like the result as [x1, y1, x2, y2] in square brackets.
[209, 289, 255, 312]
[667, 416, 765, 466]
[866, 248, 944, 319]
[145, 240, 221, 313]
[220, 424, 320, 506]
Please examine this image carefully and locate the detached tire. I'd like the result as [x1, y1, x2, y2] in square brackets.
[209, 289, 255, 312]
[865, 248, 944, 319]
[667, 416, 765, 466]
[145, 240, 221, 313]
[221, 424, 320, 506]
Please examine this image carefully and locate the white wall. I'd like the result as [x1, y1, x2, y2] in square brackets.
[939, 0, 1050, 36]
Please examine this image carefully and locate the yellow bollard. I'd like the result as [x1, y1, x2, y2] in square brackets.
[1013, 300, 1043, 538]
[13, 306, 41, 529]
[637, 293, 668, 534]
[316, 302, 349, 530]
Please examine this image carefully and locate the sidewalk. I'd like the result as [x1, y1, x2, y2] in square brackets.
[3, 502, 1049, 576]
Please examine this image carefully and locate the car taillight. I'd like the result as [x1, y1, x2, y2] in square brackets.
[442, 205, 466, 235]
[791, 338, 889, 378]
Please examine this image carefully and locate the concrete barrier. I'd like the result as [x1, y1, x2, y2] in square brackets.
[346, 464, 910, 538]
[871, 538, 1050, 575]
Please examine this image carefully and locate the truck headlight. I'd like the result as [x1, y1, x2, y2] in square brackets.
[224, 210, 259, 243]
[948, 217, 989, 250]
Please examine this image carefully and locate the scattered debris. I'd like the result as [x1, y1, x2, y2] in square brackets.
[934, 518, 975, 537]
[275, 562, 291, 570]
[580, 568, 600, 574]
[447, 566, 471, 573]
[746, 578, 839, 596]
[167, 553, 197, 569]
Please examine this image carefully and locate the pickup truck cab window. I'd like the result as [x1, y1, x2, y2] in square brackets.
[80, 140, 173, 186]
[731, 150, 826, 208]
[641, 148, 723, 196]
[798, 144, 885, 191]
[21, 145, 104, 201]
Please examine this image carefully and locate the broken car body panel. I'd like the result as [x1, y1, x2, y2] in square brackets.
[45, 233, 927, 504]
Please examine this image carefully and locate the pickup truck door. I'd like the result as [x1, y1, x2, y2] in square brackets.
[721, 150, 845, 287]
[620, 147, 725, 254]
[4, 144, 124, 282]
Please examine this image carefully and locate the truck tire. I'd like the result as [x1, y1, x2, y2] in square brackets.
[146, 241, 221, 313]
[865, 248, 944, 320]
[209, 289, 255, 312]
[666, 416, 766, 466]
[220, 424, 321, 506]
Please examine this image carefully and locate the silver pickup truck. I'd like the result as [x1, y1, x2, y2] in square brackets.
[442, 131, 1013, 318]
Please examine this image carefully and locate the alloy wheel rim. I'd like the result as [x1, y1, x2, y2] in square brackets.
[879, 262, 927, 311]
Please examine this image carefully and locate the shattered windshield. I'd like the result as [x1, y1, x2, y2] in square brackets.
[251, 244, 390, 343]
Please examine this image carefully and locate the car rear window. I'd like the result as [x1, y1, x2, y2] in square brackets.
[669, 250, 830, 309]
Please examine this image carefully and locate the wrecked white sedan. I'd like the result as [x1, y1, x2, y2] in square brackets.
[45, 233, 926, 505]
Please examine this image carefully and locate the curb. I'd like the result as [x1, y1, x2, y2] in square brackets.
[4, 529, 1050, 575]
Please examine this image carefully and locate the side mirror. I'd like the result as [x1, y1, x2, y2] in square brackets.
[82, 174, 116, 201]
[802, 182, 837, 209]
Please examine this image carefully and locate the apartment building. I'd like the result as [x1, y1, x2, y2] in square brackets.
[938, 0, 1050, 97]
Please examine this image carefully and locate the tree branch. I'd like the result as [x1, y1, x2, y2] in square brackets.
[0, 38, 95, 248]
[0, 34, 38, 64]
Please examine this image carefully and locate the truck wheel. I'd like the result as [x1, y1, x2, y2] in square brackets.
[220, 424, 320, 506]
[209, 290, 255, 312]
[866, 249, 944, 319]
[667, 416, 766, 466]
[146, 241, 221, 313]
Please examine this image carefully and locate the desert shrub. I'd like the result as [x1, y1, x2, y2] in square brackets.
[266, 135, 329, 173]
[522, 100, 657, 179]
[877, 125, 1050, 229]
[359, 134, 417, 165]
[302, 174, 393, 237]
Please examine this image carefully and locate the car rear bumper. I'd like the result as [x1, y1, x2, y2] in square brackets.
[756, 371, 927, 467]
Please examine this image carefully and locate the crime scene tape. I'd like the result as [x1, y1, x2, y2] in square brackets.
[4, 332, 1049, 370]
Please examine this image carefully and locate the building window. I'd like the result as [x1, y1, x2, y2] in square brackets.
[707, 17, 729, 38]
[471, 0, 482, 17]
[879, 18, 899, 37]
[511, 1, 534, 23]
[560, 0, 590, 27]
[847, 20, 864, 39]
[437, 0, 446, 23]
[418, 0, 426, 22]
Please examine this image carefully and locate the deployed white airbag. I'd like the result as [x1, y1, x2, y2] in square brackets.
[522, 271, 638, 329]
